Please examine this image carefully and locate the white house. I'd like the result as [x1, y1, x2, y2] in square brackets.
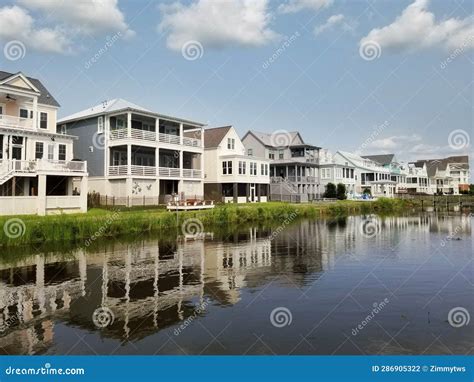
[203, 126, 270, 203]
[318, 149, 356, 197]
[58, 99, 205, 206]
[0, 71, 88, 216]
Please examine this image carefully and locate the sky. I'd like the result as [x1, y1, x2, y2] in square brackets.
[0, 0, 472, 174]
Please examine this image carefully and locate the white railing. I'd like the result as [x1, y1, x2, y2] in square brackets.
[183, 137, 201, 147]
[159, 133, 181, 145]
[131, 165, 156, 176]
[109, 165, 128, 176]
[46, 195, 82, 209]
[37, 159, 87, 173]
[182, 169, 202, 178]
[131, 128, 156, 141]
[109, 129, 128, 140]
[0, 115, 34, 129]
[159, 167, 181, 177]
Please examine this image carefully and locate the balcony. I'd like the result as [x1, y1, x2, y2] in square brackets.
[109, 129, 202, 147]
[0, 115, 34, 129]
[108, 166, 201, 178]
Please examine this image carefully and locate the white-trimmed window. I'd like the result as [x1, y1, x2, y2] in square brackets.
[48, 144, 54, 160]
[59, 124, 67, 135]
[35, 142, 44, 159]
[40, 112, 48, 129]
[98, 116, 104, 133]
[227, 138, 235, 150]
[223, 160, 233, 175]
[247, 148, 253, 156]
[239, 161, 246, 175]
[58, 144, 67, 161]
[250, 162, 257, 175]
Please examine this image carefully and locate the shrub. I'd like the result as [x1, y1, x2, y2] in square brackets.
[336, 183, 347, 200]
[324, 183, 337, 198]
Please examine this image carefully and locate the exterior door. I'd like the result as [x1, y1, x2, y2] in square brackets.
[250, 184, 256, 202]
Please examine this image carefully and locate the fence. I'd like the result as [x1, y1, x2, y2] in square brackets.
[88, 193, 206, 208]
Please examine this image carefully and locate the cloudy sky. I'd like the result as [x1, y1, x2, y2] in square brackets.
[0, 0, 472, 172]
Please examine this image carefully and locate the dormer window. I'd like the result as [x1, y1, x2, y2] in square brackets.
[98, 116, 104, 133]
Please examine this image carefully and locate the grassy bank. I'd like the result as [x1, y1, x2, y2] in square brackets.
[0, 198, 416, 248]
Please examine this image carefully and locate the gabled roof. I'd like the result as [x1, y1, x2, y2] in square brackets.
[203, 126, 232, 148]
[242, 130, 319, 149]
[0, 70, 60, 107]
[361, 154, 395, 166]
[58, 98, 205, 126]
[414, 156, 469, 177]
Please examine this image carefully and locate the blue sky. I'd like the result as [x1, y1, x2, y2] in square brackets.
[0, 0, 472, 172]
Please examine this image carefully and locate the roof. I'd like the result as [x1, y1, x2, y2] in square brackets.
[58, 98, 205, 126]
[243, 130, 320, 149]
[361, 154, 395, 166]
[414, 156, 469, 177]
[0, 70, 60, 107]
[203, 126, 232, 148]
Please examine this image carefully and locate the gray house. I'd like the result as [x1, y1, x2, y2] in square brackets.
[58, 99, 205, 205]
[241, 130, 321, 201]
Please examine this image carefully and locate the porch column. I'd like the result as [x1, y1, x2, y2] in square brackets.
[179, 150, 183, 177]
[127, 144, 132, 175]
[233, 183, 238, 203]
[155, 147, 159, 171]
[155, 118, 160, 141]
[32, 96, 38, 129]
[37, 174, 46, 216]
[246, 183, 250, 203]
[127, 113, 132, 138]
[201, 127, 205, 149]
[179, 123, 184, 145]
[80, 176, 88, 213]
[257, 184, 261, 202]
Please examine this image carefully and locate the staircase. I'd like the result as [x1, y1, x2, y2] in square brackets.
[270, 177, 309, 202]
[0, 169, 14, 185]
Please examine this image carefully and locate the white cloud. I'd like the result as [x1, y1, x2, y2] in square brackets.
[314, 14, 345, 36]
[18, 0, 134, 38]
[278, 0, 332, 14]
[159, 0, 278, 51]
[0, 5, 70, 53]
[360, 0, 474, 53]
[365, 134, 422, 151]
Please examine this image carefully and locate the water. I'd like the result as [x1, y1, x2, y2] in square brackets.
[0, 213, 472, 355]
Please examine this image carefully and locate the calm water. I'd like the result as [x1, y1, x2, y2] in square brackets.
[0, 213, 472, 355]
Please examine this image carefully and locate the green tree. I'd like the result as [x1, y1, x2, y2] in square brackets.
[324, 183, 337, 198]
[336, 183, 347, 200]
[363, 187, 372, 196]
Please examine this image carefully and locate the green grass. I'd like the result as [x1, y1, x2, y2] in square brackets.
[0, 198, 415, 248]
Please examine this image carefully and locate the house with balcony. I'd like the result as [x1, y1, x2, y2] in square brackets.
[203, 126, 270, 203]
[318, 149, 356, 197]
[405, 162, 430, 194]
[360, 154, 408, 194]
[336, 151, 396, 197]
[242, 130, 320, 202]
[0, 71, 88, 216]
[58, 99, 204, 205]
[413, 156, 470, 195]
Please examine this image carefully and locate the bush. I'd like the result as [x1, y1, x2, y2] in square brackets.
[363, 188, 371, 196]
[336, 183, 347, 200]
[324, 183, 337, 198]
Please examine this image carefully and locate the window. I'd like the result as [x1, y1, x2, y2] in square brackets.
[19, 109, 29, 119]
[58, 144, 66, 161]
[269, 150, 275, 160]
[278, 150, 284, 159]
[59, 124, 67, 135]
[265, 164, 269, 176]
[247, 148, 253, 156]
[227, 138, 235, 150]
[261, 163, 265, 175]
[40, 112, 48, 129]
[35, 142, 44, 159]
[48, 144, 54, 160]
[239, 161, 246, 175]
[223, 161, 233, 175]
[250, 162, 257, 175]
[98, 116, 104, 133]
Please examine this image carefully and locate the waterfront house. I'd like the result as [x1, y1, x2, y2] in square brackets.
[0, 71, 88, 216]
[58, 99, 205, 205]
[318, 149, 356, 197]
[360, 154, 408, 194]
[203, 126, 270, 203]
[242, 130, 320, 202]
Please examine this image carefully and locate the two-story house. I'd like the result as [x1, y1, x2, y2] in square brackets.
[58, 99, 205, 205]
[242, 130, 320, 202]
[203, 126, 270, 203]
[0, 71, 88, 216]
[318, 149, 356, 197]
[360, 154, 408, 194]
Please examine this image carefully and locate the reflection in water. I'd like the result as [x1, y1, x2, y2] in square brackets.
[0, 213, 472, 355]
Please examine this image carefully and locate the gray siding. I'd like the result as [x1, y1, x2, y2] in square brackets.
[64, 117, 105, 176]
[241, 133, 267, 159]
